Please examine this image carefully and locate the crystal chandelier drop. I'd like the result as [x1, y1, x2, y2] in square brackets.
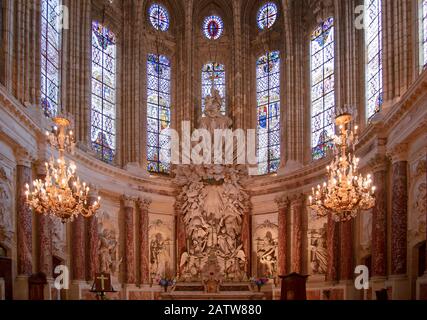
[308, 108, 376, 222]
[25, 116, 101, 223]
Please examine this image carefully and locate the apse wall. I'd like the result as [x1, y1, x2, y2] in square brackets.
[0, 0, 426, 301]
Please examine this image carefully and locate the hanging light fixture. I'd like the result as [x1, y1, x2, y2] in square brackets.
[25, 116, 101, 223]
[308, 107, 376, 222]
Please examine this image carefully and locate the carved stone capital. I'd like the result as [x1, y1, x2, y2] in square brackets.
[387, 144, 408, 164]
[122, 195, 136, 209]
[35, 159, 48, 178]
[368, 154, 389, 172]
[137, 197, 152, 211]
[15, 149, 33, 167]
[275, 195, 290, 209]
[290, 193, 305, 207]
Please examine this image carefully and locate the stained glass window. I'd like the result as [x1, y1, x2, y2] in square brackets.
[310, 17, 335, 161]
[201, 62, 226, 115]
[420, 0, 427, 68]
[366, 0, 383, 120]
[149, 3, 170, 32]
[256, 51, 281, 175]
[147, 54, 171, 174]
[257, 2, 278, 30]
[41, 0, 61, 118]
[91, 21, 117, 164]
[203, 15, 224, 40]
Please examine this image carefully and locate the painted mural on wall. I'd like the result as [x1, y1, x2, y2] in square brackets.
[254, 220, 278, 277]
[149, 219, 172, 278]
[0, 167, 13, 249]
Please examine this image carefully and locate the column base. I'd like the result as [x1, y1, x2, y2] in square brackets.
[338, 280, 360, 300]
[0, 278, 5, 300]
[124, 162, 150, 178]
[369, 276, 387, 300]
[386, 275, 411, 300]
[277, 160, 303, 176]
[123, 283, 160, 300]
[14, 275, 29, 300]
[416, 273, 427, 300]
[69, 280, 91, 300]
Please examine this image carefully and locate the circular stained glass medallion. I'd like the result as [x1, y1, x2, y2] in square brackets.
[203, 15, 224, 40]
[257, 3, 278, 30]
[149, 3, 170, 31]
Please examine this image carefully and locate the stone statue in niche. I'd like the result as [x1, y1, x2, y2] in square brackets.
[308, 225, 327, 275]
[255, 220, 278, 278]
[98, 213, 121, 276]
[0, 168, 13, 247]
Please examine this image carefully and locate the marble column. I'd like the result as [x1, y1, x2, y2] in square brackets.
[16, 158, 33, 275]
[36, 162, 52, 277]
[137, 197, 151, 284]
[241, 207, 251, 275]
[72, 215, 86, 280]
[86, 215, 99, 281]
[291, 195, 304, 273]
[326, 212, 339, 282]
[176, 202, 187, 275]
[369, 155, 388, 277]
[340, 220, 353, 281]
[390, 148, 408, 276]
[275, 196, 290, 275]
[123, 196, 136, 284]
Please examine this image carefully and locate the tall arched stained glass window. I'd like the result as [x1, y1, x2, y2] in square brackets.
[310, 17, 335, 161]
[41, 0, 61, 118]
[366, 0, 383, 120]
[203, 16, 224, 40]
[147, 54, 171, 174]
[257, 2, 278, 30]
[420, 0, 427, 68]
[202, 62, 226, 115]
[256, 51, 281, 175]
[149, 3, 170, 32]
[91, 21, 117, 164]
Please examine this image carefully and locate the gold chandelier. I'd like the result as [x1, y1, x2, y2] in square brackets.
[309, 109, 376, 222]
[25, 116, 101, 223]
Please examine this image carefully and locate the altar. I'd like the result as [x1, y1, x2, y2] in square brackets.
[160, 282, 266, 300]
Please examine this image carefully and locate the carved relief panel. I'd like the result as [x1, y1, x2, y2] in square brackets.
[97, 211, 122, 278]
[409, 158, 426, 241]
[253, 219, 278, 278]
[307, 209, 327, 276]
[0, 166, 13, 250]
[149, 219, 173, 279]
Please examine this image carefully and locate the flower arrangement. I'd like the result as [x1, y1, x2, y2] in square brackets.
[157, 276, 176, 292]
[250, 277, 269, 292]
